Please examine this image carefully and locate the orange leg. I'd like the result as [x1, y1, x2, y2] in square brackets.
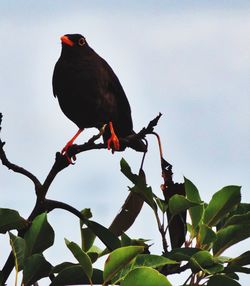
[61, 128, 83, 163]
[107, 122, 120, 152]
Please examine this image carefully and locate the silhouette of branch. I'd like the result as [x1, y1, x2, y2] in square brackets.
[0, 112, 164, 283]
[41, 113, 162, 198]
[0, 113, 42, 192]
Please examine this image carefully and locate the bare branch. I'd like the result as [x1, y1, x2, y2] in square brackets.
[0, 113, 42, 191]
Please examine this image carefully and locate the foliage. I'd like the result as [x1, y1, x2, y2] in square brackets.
[0, 159, 249, 285]
[0, 112, 249, 285]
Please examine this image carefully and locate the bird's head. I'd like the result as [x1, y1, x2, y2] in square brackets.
[60, 34, 89, 51]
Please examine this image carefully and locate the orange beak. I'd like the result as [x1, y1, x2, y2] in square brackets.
[60, 35, 74, 47]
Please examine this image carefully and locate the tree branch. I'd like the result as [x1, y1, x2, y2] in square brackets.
[0, 112, 163, 284]
[0, 113, 42, 192]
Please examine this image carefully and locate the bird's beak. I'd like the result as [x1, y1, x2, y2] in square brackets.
[60, 35, 74, 47]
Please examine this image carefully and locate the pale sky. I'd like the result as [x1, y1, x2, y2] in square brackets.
[0, 1, 249, 285]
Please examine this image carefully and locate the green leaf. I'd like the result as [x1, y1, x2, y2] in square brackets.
[65, 239, 93, 281]
[0, 208, 28, 233]
[190, 250, 224, 274]
[50, 266, 103, 285]
[79, 208, 93, 228]
[120, 158, 157, 211]
[213, 224, 250, 256]
[120, 158, 138, 184]
[224, 211, 250, 227]
[169, 194, 200, 216]
[103, 246, 144, 283]
[121, 233, 133, 246]
[87, 245, 102, 263]
[24, 213, 54, 256]
[184, 178, 204, 228]
[81, 226, 96, 252]
[86, 220, 120, 251]
[113, 254, 177, 284]
[9, 232, 25, 271]
[207, 275, 241, 286]
[199, 224, 217, 246]
[217, 203, 250, 230]
[184, 178, 202, 203]
[168, 248, 201, 262]
[203, 186, 241, 227]
[135, 254, 177, 268]
[23, 254, 52, 285]
[121, 267, 172, 286]
[155, 197, 168, 213]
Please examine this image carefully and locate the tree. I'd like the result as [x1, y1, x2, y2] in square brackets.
[0, 112, 249, 286]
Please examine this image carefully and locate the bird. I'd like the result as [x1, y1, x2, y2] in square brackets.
[52, 33, 147, 160]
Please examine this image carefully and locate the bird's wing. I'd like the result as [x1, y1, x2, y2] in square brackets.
[99, 57, 133, 135]
[52, 62, 59, 97]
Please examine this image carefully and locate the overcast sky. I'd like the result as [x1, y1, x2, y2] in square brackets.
[0, 1, 250, 285]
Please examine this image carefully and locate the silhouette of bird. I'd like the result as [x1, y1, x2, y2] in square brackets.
[52, 34, 146, 159]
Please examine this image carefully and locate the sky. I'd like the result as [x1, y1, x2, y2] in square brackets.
[0, 1, 250, 285]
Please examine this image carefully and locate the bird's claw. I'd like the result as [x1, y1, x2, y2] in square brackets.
[107, 133, 120, 153]
[61, 146, 76, 165]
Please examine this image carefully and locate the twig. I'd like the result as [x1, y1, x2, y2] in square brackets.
[0, 114, 42, 192]
[0, 112, 163, 284]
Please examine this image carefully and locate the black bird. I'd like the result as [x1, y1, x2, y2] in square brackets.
[52, 34, 146, 158]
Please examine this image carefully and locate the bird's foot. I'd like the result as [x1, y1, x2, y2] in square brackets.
[61, 143, 77, 164]
[107, 133, 120, 152]
[61, 129, 83, 164]
[107, 122, 120, 153]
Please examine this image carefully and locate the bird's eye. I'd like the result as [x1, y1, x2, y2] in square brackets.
[78, 37, 86, 46]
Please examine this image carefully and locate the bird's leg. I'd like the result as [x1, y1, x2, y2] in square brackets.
[107, 122, 120, 152]
[61, 128, 83, 163]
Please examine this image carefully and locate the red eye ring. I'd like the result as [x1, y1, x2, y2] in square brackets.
[78, 38, 85, 46]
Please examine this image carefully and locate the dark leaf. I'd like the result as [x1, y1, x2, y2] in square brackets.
[168, 248, 201, 262]
[109, 191, 144, 236]
[164, 182, 187, 249]
[155, 197, 168, 213]
[224, 212, 250, 227]
[217, 203, 250, 230]
[229, 251, 250, 266]
[207, 275, 241, 286]
[0, 208, 28, 233]
[120, 158, 138, 184]
[225, 251, 250, 274]
[130, 185, 157, 211]
[190, 250, 224, 274]
[86, 220, 120, 251]
[50, 266, 103, 285]
[81, 226, 96, 252]
[213, 224, 250, 256]
[65, 239, 92, 281]
[52, 262, 78, 273]
[80, 208, 92, 228]
[199, 224, 217, 246]
[23, 254, 52, 285]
